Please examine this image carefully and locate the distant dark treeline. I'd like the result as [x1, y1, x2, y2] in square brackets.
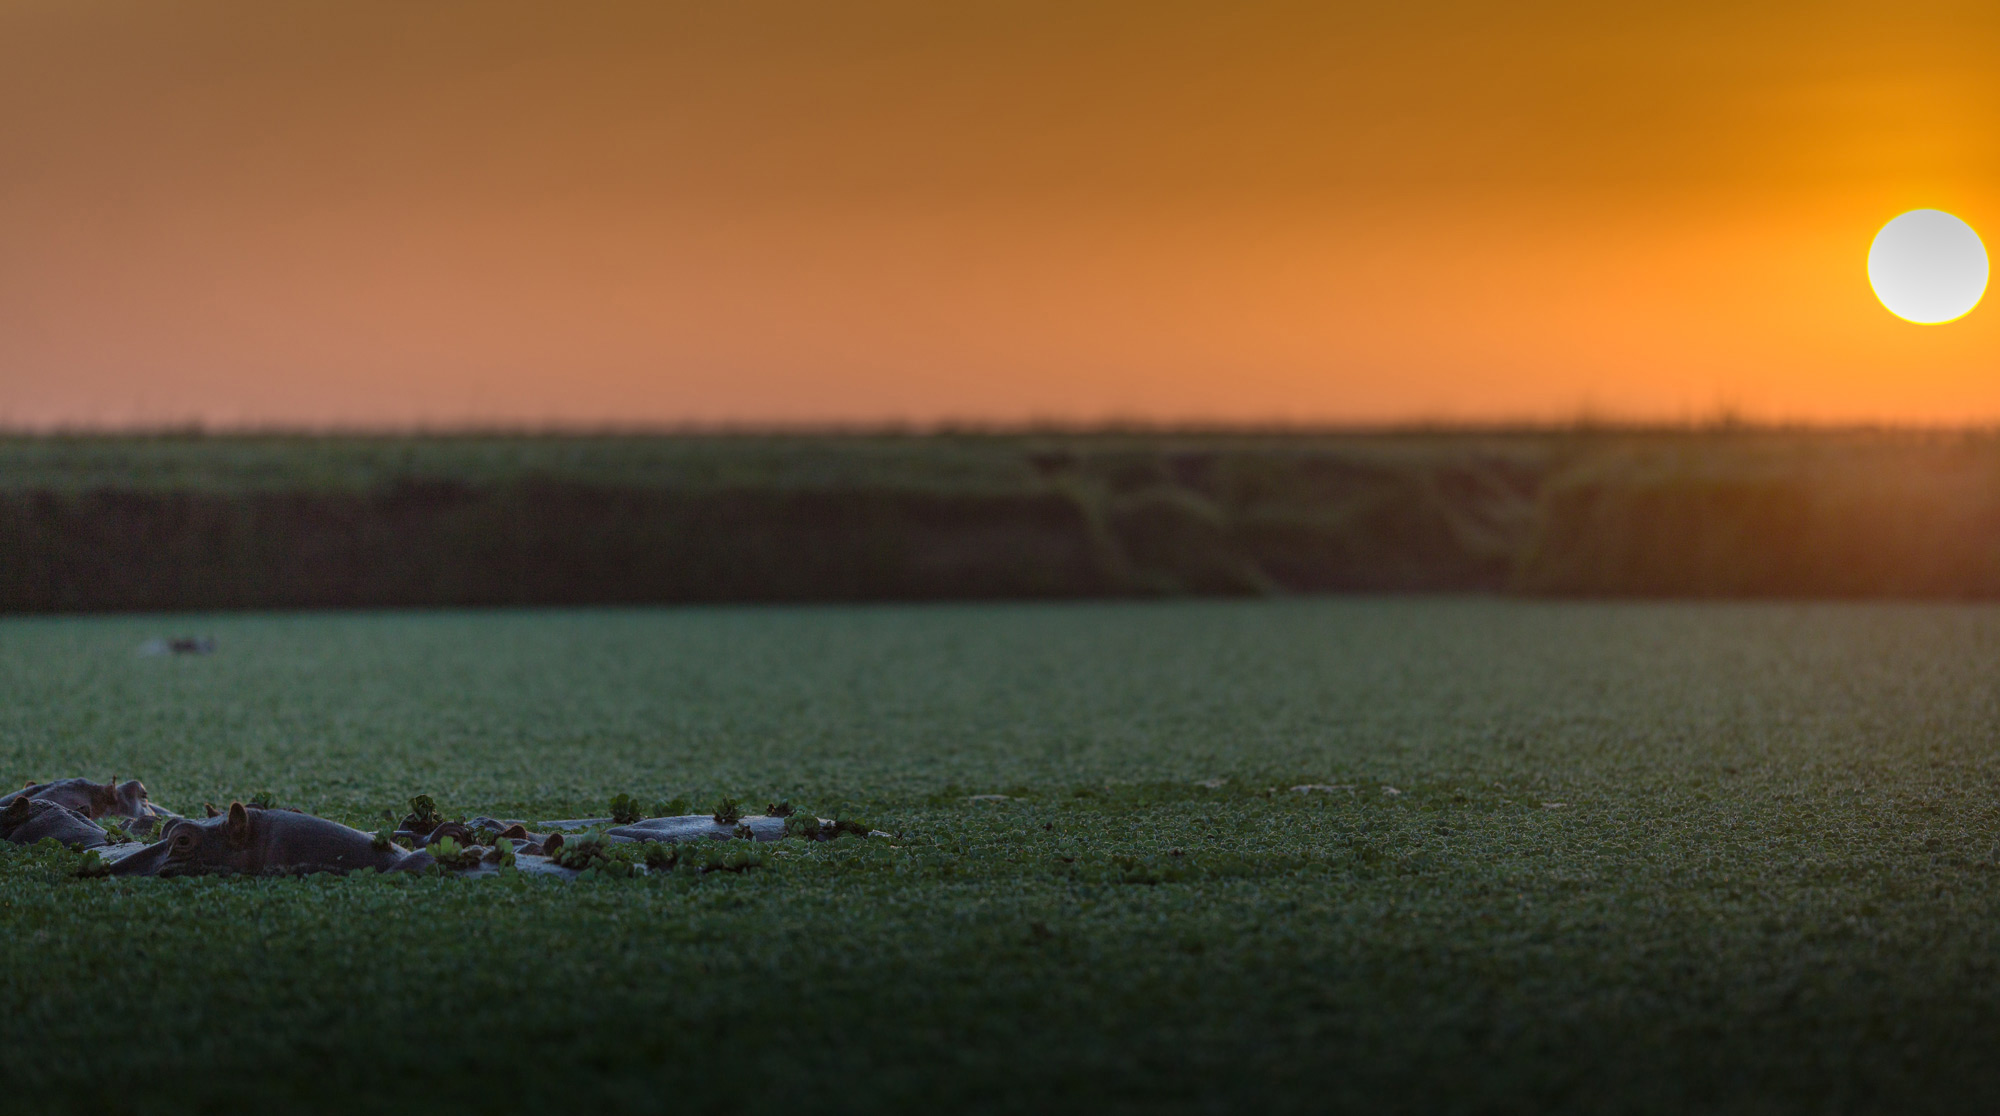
[3, 431, 2000, 610]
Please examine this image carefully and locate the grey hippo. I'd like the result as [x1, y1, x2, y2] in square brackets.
[0, 796, 111, 851]
[110, 803, 435, 878]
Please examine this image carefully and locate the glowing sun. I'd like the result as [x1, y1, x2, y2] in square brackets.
[1868, 209, 1988, 323]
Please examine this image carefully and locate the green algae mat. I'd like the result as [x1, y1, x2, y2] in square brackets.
[2, 599, 1997, 1113]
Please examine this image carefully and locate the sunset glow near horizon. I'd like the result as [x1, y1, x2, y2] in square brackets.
[5, 1, 2000, 429]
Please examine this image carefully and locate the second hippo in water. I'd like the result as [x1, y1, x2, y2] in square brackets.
[0, 777, 120, 818]
[602, 814, 800, 843]
[0, 797, 110, 851]
[110, 803, 435, 878]
[0, 776, 180, 835]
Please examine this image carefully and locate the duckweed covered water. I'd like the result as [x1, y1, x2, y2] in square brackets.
[1, 598, 1997, 1113]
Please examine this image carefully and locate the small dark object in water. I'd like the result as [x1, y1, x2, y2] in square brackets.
[414, 820, 474, 849]
[466, 817, 565, 856]
[140, 637, 216, 656]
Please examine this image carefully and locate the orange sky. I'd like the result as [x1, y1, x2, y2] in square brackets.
[4, 0, 2000, 427]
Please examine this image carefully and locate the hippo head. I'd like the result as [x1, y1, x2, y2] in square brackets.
[0, 795, 33, 835]
[6, 777, 121, 819]
[130, 802, 430, 878]
[150, 804, 258, 878]
[103, 805, 265, 878]
[111, 779, 152, 818]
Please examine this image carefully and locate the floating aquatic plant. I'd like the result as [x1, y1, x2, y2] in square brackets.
[608, 793, 644, 825]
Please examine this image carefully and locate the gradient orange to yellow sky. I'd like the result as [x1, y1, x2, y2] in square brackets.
[4, 1, 2000, 428]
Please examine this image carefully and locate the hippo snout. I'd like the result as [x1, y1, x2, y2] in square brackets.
[107, 842, 174, 877]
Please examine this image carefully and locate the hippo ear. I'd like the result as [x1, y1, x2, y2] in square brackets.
[204, 802, 221, 818]
[226, 802, 251, 848]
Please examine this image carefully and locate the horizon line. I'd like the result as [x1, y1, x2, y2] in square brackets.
[5, 417, 2000, 440]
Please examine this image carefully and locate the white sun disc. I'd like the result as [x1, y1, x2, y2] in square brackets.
[1868, 209, 1988, 323]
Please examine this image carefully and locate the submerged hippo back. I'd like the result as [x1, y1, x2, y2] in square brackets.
[604, 814, 789, 843]
[0, 797, 109, 851]
[143, 804, 433, 877]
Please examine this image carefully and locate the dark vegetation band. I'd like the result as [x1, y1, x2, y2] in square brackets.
[3, 429, 1999, 610]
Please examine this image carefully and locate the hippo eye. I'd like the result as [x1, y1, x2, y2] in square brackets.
[172, 831, 196, 850]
